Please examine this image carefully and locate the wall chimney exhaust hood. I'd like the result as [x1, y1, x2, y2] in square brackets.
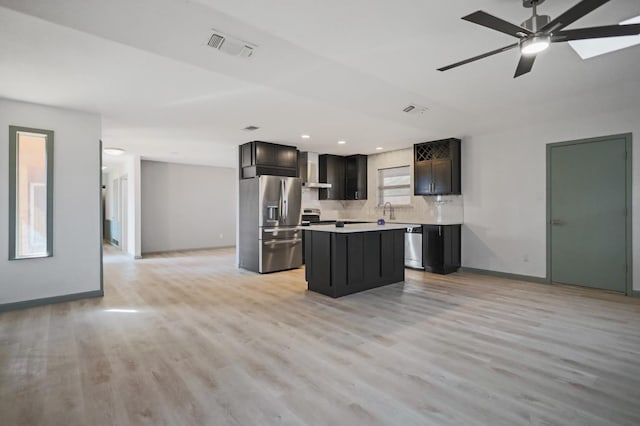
[299, 152, 331, 188]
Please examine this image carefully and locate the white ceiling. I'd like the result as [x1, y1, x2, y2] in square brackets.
[1, 0, 639, 168]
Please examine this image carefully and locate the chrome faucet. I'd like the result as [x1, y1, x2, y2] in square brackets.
[383, 202, 396, 220]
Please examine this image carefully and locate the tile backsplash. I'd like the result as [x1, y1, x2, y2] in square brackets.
[301, 147, 464, 224]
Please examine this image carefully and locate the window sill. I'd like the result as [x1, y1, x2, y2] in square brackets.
[10, 253, 52, 261]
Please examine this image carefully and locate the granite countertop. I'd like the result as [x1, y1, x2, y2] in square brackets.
[304, 223, 414, 233]
[410, 221, 463, 226]
[331, 218, 463, 226]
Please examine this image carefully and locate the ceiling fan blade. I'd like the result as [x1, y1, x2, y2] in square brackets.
[552, 23, 640, 42]
[514, 54, 536, 78]
[462, 11, 532, 38]
[541, 0, 610, 33]
[437, 43, 519, 72]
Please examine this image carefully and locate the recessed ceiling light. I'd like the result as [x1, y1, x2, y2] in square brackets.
[101, 166, 108, 170]
[337, 140, 347, 145]
[103, 147, 125, 156]
[301, 134, 311, 139]
[376, 147, 383, 150]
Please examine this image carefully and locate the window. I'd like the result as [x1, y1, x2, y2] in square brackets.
[568, 16, 640, 60]
[378, 165, 411, 206]
[9, 126, 54, 259]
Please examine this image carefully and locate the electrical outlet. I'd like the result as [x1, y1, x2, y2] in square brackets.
[523, 254, 529, 262]
[219, 233, 224, 239]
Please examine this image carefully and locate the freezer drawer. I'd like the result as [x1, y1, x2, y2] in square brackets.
[261, 227, 302, 240]
[260, 237, 302, 273]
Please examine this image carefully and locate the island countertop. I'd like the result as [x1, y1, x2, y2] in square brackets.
[304, 223, 414, 233]
[313, 219, 464, 226]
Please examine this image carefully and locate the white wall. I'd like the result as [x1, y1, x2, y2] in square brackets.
[0, 98, 102, 305]
[141, 160, 236, 253]
[301, 148, 464, 224]
[104, 155, 142, 258]
[462, 106, 639, 290]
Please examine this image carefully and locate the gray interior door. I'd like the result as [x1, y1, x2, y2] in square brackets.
[549, 137, 627, 292]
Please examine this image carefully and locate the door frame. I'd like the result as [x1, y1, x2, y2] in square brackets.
[120, 175, 128, 253]
[546, 133, 633, 295]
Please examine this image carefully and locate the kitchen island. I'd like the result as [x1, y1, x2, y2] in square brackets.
[304, 223, 408, 297]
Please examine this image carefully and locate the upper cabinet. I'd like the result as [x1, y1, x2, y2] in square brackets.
[345, 155, 367, 200]
[319, 154, 368, 200]
[414, 138, 461, 196]
[319, 154, 346, 200]
[239, 141, 298, 179]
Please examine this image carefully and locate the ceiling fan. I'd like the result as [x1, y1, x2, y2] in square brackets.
[437, 0, 640, 78]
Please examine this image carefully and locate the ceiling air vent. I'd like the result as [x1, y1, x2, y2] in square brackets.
[402, 104, 428, 115]
[207, 30, 256, 58]
[243, 126, 260, 131]
[207, 33, 225, 49]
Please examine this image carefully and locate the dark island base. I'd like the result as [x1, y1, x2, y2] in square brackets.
[304, 229, 405, 298]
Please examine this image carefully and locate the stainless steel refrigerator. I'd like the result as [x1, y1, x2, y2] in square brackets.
[238, 176, 302, 273]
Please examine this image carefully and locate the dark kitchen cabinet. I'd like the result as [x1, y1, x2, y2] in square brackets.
[305, 228, 404, 298]
[318, 153, 367, 200]
[380, 229, 404, 283]
[239, 141, 299, 179]
[345, 154, 368, 200]
[414, 138, 461, 195]
[422, 224, 461, 274]
[319, 154, 346, 200]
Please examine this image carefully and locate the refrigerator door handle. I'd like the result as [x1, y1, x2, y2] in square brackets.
[278, 179, 284, 223]
[263, 227, 303, 233]
[279, 179, 288, 222]
[263, 238, 302, 245]
[283, 179, 288, 221]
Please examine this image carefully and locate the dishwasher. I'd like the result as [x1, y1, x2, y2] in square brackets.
[405, 225, 424, 269]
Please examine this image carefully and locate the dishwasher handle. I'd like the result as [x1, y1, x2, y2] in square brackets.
[405, 225, 423, 234]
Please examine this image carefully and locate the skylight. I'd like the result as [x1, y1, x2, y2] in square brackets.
[568, 16, 640, 60]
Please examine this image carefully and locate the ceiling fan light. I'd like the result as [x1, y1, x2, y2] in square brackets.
[521, 36, 550, 55]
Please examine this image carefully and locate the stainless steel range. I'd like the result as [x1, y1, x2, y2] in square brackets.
[301, 208, 321, 264]
[301, 208, 321, 226]
[238, 176, 302, 273]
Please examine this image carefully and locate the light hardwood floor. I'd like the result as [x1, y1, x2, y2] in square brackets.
[1, 247, 640, 425]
